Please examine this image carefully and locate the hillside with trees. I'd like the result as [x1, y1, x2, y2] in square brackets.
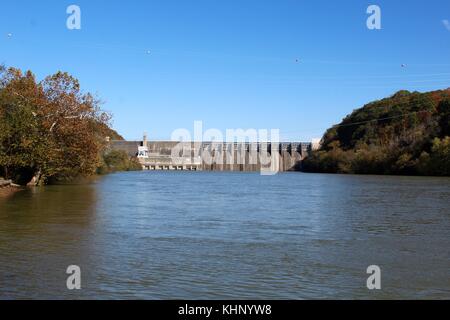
[0, 65, 138, 186]
[302, 89, 450, 176]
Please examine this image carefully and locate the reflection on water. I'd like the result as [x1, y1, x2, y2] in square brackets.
[0, 183, 98, 299]
[0, 172, 449, 299]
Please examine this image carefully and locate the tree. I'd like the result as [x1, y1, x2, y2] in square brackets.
[97, 150, 142, 174]
[438, 98, 450, 137]
[302, 88, 450, 176]
[0, 67, 111, 185]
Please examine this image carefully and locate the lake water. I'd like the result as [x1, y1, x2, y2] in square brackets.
[0, 172, 449, 299]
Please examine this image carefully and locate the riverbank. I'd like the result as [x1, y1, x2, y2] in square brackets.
[0, 179, 22, 198]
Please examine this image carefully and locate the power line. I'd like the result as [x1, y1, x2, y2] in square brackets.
[281, 110, 430, 137]
[333, 111, 424, 128]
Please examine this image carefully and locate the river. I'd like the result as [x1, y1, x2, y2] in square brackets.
[0, 172, 449, 299]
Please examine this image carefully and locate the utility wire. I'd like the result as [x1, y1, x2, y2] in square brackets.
[281, 110, 433, 138]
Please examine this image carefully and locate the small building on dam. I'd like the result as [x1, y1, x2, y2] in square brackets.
[108, 135, 315, 172]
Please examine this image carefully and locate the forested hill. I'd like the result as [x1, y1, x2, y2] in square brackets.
[302, 88, 450, 176]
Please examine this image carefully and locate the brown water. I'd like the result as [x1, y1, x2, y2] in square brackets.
[0, 172, 449, 299]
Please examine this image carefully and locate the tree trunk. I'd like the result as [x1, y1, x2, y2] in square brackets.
[27, 169, 44, 186]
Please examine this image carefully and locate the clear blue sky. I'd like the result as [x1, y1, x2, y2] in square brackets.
[1, 0, 450, 141]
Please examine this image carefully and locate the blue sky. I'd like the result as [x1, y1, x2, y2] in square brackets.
[1, 0, 450, 141]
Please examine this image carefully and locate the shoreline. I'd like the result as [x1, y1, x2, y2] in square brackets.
[0, 179, 23, 198]
[0, 186, 22, 198]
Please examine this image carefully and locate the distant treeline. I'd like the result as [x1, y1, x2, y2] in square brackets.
[303, 89, 450, 176]
[0, 65, 140, 186]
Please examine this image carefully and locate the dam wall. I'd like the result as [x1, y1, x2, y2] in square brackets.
[108, 140, 312, 172]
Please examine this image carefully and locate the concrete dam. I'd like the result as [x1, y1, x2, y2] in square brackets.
[109, 138, 313, 172]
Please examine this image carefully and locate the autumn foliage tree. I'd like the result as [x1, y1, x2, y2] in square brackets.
[303, 89, 450, 176]
[0, 66, 111, 185]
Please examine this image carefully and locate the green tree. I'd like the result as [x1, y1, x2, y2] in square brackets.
[97, 150, 142, 174]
